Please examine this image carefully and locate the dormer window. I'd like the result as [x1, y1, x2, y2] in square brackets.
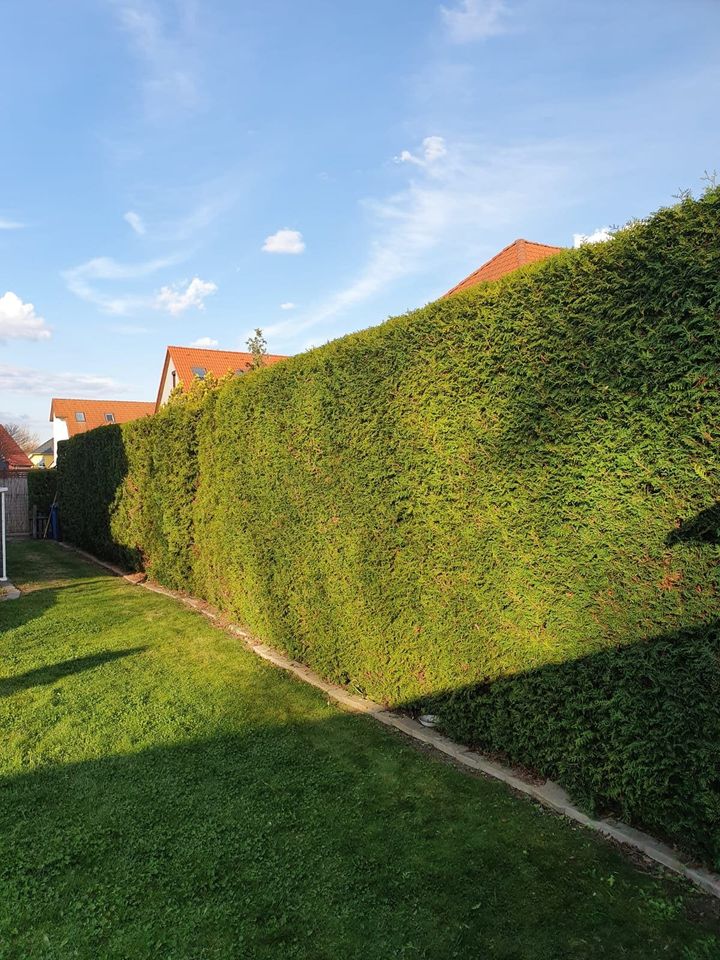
[105, 413, 115, 423]
[191, 366, 206, 379]
[75, 411, 85, 422]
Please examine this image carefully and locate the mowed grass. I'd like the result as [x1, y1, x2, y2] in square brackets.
[1, 542, 718, 960]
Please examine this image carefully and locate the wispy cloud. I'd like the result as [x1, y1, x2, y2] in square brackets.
[0, 409, 48, 436]
[262, 229, 305, 254]
[0, 292, 51, 342]
[441, 0, 510, 43]
[155, 277, 217, 315]
[124, 210, 146, 235]
[267, 136, 580, 341]
[0, 218, 24, 230]
[121, 174, 247, 245]
[190, 336, 218, 347]
[395, 135, 447, 168]
[573, 226, 613, 248]
[63, 254, 180, 314]
[280, 302, 296, 310]
[0, 364, 124, 396]
[111, 0, 201, 116]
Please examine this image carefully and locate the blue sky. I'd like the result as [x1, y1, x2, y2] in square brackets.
[1, 0, 719, 437]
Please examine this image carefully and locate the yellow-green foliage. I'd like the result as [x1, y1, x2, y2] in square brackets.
[58, 190, 720, 867]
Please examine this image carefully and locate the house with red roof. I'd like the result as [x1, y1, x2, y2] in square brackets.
[49, 398, 155, 465]
[0, 425, 33, 474]
[0, 426, 33, 541]
[444, 239, 564, 297]
[155, 345, 287, 411]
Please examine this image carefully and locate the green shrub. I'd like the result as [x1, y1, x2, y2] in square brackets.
[112, 386, 205, 591]
[57, 189, 720, 867]
[57, 426, 139, 569]
[27, 469, 57, 515]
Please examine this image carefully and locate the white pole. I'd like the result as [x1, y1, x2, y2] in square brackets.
[0, 487, 6, 583]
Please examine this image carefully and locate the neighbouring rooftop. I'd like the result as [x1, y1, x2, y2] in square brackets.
[49, 399, 156, 437]
[444, 239, 564, 297]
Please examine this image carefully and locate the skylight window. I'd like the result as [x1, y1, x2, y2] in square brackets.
[191, 366, 207, 378]
[75, 412, 85, 422]
[105, 413, 115, 423]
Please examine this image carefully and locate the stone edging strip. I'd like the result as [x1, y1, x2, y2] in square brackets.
[53, 540, 720, 899]
[0, 580, 20, 601]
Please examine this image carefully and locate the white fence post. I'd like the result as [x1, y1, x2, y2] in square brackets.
[0, 487, 7, 583]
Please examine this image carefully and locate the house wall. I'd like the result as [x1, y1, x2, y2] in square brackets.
[52, 418, 69, 465]
[158, 361, 178, 408]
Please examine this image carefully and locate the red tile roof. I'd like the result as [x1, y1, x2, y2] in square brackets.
[444, 239, 564, 297]
[156, 345, 288, 410]
[50, 399, 155, 437]
[0, 424, 33, 471]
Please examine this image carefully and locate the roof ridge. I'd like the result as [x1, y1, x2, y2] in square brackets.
[51, 397, 154, 404]
[444, 238, 565, 298]
[520, 239, 565, 251]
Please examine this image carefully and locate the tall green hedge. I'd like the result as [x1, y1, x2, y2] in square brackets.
[27, 468, 57, 515]
[57, 189, 720, 867]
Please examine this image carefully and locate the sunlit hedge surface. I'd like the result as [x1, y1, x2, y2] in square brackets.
[58, 189, 720, 867]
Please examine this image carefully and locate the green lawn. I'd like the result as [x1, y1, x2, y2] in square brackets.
[1, 542, 718, 959]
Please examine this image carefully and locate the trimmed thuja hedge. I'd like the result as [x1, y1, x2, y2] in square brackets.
[27, 468, 57, 515]
[58, 189, 720, 867]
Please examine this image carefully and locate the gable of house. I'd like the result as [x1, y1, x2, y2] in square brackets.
[444, 239, 564, 297]
[29, 438, 54, 469]
[156, 345, 288, 410]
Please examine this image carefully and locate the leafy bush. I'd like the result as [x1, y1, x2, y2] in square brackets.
[27, 469, 57, 515]
[57, 189, 720, 867]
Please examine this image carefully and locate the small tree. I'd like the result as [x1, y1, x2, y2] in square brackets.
[246, 328, 268, 370]
[2, 423, 39, 452]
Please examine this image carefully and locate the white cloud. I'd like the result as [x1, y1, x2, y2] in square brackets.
[441, 0, 509, 43]
[280, 302, 296, 310]
[0, 292, 51, 342]
[124, 210, 146, 235]
[0, 218, 24, 230]
[262, 228, 305, 255]
[573, 227, 613, 248]
[63, 254, 179, 314]
[111, 0, 200, 116]
[0, 364, 123, 396]
[267, 136, 581, 341]
[190, 336, 218, 348]
[395, 135, 447, 169]
[155, 277, 217, 315]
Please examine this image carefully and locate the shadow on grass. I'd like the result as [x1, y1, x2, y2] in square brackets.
[398, 618, 720, 872]
[1, 720, 719, 960]
[0, 646, 146, 698]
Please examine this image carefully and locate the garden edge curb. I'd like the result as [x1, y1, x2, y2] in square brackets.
[53, 539, 720, 900]
[0, 581, 20, 601]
